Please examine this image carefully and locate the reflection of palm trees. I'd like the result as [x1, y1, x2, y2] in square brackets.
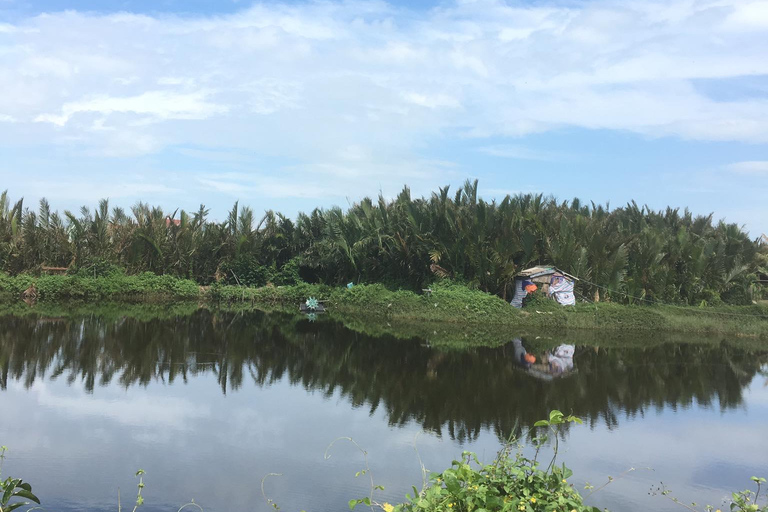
[1, 311, 766, 442]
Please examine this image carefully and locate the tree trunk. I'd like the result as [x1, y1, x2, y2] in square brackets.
[594, 289, 600, 303]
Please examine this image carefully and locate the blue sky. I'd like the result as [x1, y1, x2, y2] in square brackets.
[1, 0, 767, 236]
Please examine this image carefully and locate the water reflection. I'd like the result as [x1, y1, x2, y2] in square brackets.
[1, 309, 765, 442]
[512, 339, 576, 379]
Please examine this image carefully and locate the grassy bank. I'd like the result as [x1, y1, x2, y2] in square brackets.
[4, 298, 765, 351]
[0, 271, 200, 300]
[1, 273, 767, 338]
[204, 280, 768, 338]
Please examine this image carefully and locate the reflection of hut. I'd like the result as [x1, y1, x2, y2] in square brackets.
[510, 266, 577, 308]
[512, 339, 576, 380]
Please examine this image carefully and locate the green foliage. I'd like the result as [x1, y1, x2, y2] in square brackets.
[336, 412, 595, 512]
[221, 255, 271, 287]
[1, 274, 766, 337]
[73, 257, 123, 278]
[394, 451, 593, 512]
[0, 446, 40, 512]
[0, 272, 199, 300]
[391, 414, 595, 512]
[730, 477, 767, 512]
[272, 257, 303, 286]
[0, 184, 763, 305]
[0, 273, 34, 297]
[131, 469, 146, 512]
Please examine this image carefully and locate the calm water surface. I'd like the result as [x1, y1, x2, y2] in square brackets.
[0, 308, 766, 512]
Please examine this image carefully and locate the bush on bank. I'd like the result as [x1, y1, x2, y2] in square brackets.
[0, 271, 199, 300]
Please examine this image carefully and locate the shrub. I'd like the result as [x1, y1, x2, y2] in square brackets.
[272, 257, 303, 286]
[221, 255, 270, 287]
[73, 257, 123, 278]
[382, 411, 596, 512]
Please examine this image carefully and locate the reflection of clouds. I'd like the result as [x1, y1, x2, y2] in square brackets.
[3, 357, 767, 512]
[745, 375, 768, 403]
[219, 406, 286, 448]
[30, 381, 211, 430]
[564, 407, 768, 512]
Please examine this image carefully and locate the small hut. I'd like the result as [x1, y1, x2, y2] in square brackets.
[510, 266, 577, 308]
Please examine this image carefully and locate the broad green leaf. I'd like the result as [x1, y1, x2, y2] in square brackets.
[13, 489, 40, 504]
[3, 484, 15, 504]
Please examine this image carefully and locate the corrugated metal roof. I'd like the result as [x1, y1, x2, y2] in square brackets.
[517, 266, 556, 277]
[516, 266, 578, 281]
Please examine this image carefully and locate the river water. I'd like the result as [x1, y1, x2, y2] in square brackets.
[0, 308, 766, 512]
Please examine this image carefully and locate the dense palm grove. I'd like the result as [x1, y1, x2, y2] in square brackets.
[0, 181, 765, 305]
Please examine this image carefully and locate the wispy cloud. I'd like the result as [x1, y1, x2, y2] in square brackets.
[724, 160, 768, 175]
[30, 381, 210, 430]
[35, 90, 227, 126]
[0, 0, 767, 235]
[0, 0, 766, 159]
[11, 176, 181, 202]
[477, 145, 564, 161]
[194, 155, 458, 199]
[196, 173, 344, 199]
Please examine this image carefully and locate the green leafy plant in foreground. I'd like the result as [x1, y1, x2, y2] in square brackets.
[0, 446, 40, 512]
[731, 477, 768, 512]
[342, 411, 766, 512]
[337, 411, 597, 512]
[386, 410, 596, 512]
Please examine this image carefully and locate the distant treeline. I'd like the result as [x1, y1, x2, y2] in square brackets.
[0, 180, 766, 305]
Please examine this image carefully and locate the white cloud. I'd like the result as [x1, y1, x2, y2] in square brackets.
[196, 174, 343, 199]
[30, 381, 211, 429]
[402, 92, 462, 109]
[725, 1, 768, 30]
[193, 155, 458, 200]
[11, 176, 181, 202]
[724, 160, 768, 175]
[175, 146, 252, 162]
[35, 90, 228, 126]
[0, 0, 765, 147]
[477, 145, 561, 161]
[0, 0, 765, 192]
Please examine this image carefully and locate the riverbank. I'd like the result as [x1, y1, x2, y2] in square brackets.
[1, 273, 767, 338]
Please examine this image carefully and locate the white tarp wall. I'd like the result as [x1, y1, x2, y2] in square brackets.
[549, 275, 575, 305]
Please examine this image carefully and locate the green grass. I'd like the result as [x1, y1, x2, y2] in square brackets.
[208, 281, 768, 338]
[0, 272, 199, 300]
[1, 273, 767, 339]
